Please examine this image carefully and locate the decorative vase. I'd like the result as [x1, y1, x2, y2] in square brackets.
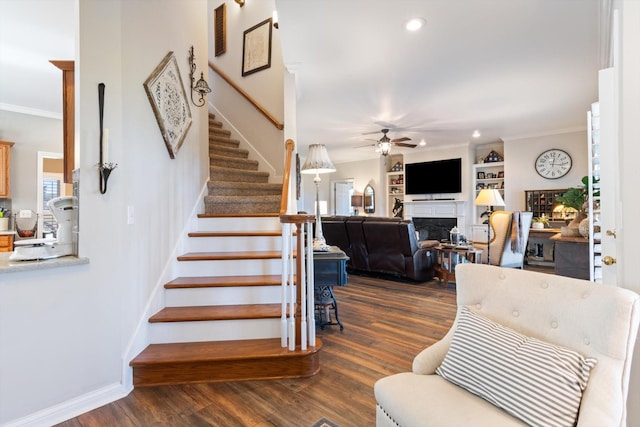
[579, 217, 590, 238]
[567, 211, 587, 228]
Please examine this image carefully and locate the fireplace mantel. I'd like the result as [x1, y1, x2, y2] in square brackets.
[404, 200, 466, 233]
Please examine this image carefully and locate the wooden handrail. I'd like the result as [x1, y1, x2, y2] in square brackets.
[209, 61, 284, 130]
[280, 139, 295, 215]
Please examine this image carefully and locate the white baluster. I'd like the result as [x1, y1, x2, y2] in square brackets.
[307, 220, 316, 346]
[288, 227, 296, 351]
[280, 223, 290, 348]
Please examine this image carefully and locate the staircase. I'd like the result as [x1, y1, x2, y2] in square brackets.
[205, 114, 282, 215]
[130, 116, 321, 387]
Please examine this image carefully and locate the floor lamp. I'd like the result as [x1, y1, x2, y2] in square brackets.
[474, 188, 505, 265]
[301, 144, 336, 251]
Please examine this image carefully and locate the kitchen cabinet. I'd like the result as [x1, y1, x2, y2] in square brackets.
[0, 141, 14, 198]
[0, 234, 14, 252]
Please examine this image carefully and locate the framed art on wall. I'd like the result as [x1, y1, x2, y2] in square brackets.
[143, 51, 192, 159]
[242, 18, 273, 76]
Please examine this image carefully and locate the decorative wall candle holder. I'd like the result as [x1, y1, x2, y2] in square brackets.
[98, 83, 117, 194]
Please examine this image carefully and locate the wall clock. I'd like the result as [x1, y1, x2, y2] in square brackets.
[535, 149, 572, 179]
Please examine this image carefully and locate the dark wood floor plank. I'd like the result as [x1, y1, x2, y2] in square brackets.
[56, 274, 457, 427]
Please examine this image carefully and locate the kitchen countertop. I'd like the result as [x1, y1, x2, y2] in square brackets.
[0, 252, 89, 273]
[0, 231, 16, 235]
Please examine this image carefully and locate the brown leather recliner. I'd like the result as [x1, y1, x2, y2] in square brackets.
[322, 216, 435, 281]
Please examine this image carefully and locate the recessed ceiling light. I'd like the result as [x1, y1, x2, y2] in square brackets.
[405, 17, 426, 32]
[419, 139, 426, 146]
[472, 130, 481, 138]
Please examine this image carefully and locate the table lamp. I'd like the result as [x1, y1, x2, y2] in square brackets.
[301, 144, 336, 251]
[474, 189, 505, 264]
[350, 194, 363, 216]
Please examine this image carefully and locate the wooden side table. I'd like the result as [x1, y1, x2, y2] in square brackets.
[434, 246, 483, 286]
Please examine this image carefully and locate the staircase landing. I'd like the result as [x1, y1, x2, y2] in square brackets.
[131, 338, 322, 387]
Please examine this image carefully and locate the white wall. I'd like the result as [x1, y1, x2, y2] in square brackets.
[0, 111, 63, 212]
[329, 157, 382, 215]
[504, 130, 588, 210]
[0, 1, 209, 424]
[619, 1, 640, 423]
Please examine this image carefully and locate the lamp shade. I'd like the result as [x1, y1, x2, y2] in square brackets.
[301, 144, 336, 174]
[474, 189, 505, 207]
[351, 194, 363, 207]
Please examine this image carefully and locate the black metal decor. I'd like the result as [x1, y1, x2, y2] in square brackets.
[98, 83, 117, 194]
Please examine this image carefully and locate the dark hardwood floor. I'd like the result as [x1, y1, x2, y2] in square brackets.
[57, 274, 459, 427]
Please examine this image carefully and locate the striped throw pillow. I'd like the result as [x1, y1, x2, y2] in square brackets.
[436, 307, 597, 427]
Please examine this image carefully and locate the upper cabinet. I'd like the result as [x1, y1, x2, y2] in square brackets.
[0, 141, 15, 198]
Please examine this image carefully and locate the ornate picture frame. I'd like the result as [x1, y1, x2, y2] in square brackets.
[242, 18, 273, 76]
[143, 51, 192, 159]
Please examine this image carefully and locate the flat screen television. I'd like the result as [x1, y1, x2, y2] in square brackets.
[405, 158, 462, 195]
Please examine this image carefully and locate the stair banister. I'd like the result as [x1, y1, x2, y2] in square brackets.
[280, 214, 315, 350]
[280, 139, 295, 215]
[209, 61, 284, 130]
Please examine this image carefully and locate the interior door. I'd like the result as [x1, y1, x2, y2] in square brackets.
[332, 180, 354, 215]
[597, 67, 620, 285]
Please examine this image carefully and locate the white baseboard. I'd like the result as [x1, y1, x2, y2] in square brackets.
[2, 382, 130, 427]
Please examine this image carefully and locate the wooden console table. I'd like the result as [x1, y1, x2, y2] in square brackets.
[313, 246, 349, 330]
[549, 233, 589, 279]
[526, 227, 561, 267]
[434, 246, 483, 286]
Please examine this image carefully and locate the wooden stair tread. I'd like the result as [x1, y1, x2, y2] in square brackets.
[130, 338, 323, 386]
[188, 231, 282, 237]
[177, 250, 287, 261]
[197, 213, 279, 218]
[149, 304, 281, 322]
[165, 275, 283, 288]
[131, 338, 322, 365]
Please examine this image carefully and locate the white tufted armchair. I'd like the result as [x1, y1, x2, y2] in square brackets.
[375, 263, 640, 427]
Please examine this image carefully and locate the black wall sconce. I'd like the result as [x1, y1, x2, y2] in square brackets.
[188, 46, 211, 107]
[97, 83, 117, 194]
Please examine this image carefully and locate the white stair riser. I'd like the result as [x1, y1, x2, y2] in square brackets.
[177, 259, 283, 277]
[149, 318, 281, 343]
[196, 216, 281, 233]
[187, 236, 282, 252]
[165, 285, 282, 306]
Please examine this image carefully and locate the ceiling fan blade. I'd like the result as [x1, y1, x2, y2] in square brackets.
[394, 142, 418, 148]
[355, 143, 376, 148]
[391, 137, 412, 143]
[362, 130, 382, 136]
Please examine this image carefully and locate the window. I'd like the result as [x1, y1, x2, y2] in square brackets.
[42, 178, 60, 235]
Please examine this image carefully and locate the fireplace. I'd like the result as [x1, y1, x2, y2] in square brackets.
[413, 217, 457, 241]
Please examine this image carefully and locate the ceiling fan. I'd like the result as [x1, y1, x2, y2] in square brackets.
[360, 128, 418, 156]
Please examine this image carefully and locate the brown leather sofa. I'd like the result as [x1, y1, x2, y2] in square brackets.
[321, 215, 436, 281]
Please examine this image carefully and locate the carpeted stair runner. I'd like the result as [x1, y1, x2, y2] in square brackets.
[205, 114, 281, 214]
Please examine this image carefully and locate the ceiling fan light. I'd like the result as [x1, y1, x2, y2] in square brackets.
[378, 141, 392, 156]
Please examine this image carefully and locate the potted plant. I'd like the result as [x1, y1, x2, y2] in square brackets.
[556, 176, 599, 235]
[531, 216, 549, 229]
